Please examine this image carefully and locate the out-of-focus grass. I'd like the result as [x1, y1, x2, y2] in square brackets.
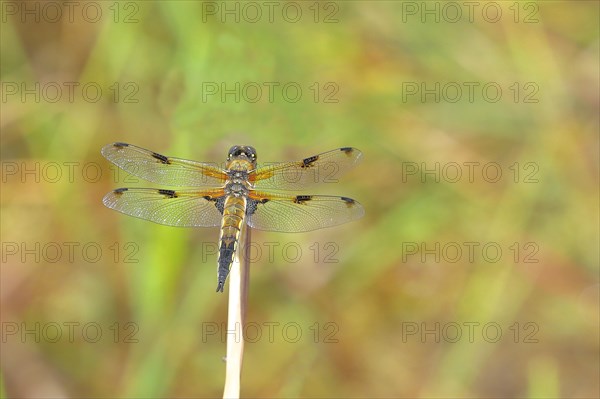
[1, 1, 598, 398]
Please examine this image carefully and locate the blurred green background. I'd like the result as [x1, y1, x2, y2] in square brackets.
[1, 1, 598, 398]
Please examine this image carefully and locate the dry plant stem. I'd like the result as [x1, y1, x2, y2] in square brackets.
[241, 227, 251, 323]
[223, 226, 251, 399]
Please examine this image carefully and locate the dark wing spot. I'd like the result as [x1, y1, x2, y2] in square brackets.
[246, 198, 268, 216]
[294, 195, 313, 204]
[215, 197, 226, 214]
[158, 189, 177, 198]
[113, 187, 128, 195]
[341, 196, 356, 207]
[301, 155, 319, 168]
[113, 142, 129, 149]
[340, 147, 354, 155]
[203, 195, 225, 214]
[152, 152, 170, 164]
[246, 199, 258, 216]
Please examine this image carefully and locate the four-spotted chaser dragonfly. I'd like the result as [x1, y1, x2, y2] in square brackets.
[101, 142, 364, 292]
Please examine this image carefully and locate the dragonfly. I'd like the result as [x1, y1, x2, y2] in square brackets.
[101, 142, 364, 292]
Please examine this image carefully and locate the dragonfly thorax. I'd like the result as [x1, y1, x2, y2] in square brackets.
[225, 181, 249, 197]
[230, 171, 246, 179]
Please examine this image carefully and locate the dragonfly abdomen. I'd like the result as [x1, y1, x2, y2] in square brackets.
[216, 196, 247, 292]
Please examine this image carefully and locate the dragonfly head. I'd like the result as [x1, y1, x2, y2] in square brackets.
[228, 145, 257, 165]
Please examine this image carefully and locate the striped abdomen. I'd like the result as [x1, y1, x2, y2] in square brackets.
[216, 195, 247, 292]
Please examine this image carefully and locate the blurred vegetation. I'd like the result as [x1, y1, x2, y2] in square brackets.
[1, 1, 598, 398]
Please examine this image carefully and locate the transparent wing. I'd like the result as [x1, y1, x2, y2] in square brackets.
[250, 147, 362, 190]
[246, 191, 364, 232]
[101, 142, 228, 187]
[103, 188, 225, 227]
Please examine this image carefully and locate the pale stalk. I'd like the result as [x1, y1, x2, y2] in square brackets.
[223, 226, 250, 399]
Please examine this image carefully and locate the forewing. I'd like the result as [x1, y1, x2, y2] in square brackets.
[101, 142, 227, 187]
[246, 191, 364, 232]
[103, 188, 225, 227]
[250, 147, 362, 190]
